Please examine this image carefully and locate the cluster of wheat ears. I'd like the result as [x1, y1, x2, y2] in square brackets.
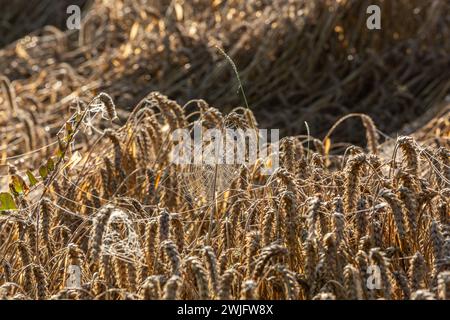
[1, 0, 449, 140]
[0, 88, 448, 300]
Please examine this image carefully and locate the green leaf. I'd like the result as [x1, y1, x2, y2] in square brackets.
[39, 165, 48, 180]
[11, 175, 28, 194]
[75, 112, 82, 124]
[56, 147, 64, 159]
[65, 122, 74, 138]
[26, 170, 38, 186]
[0, 192, 17, 211]
[47, 157, 55, 172]
[57, 136, 67, 154]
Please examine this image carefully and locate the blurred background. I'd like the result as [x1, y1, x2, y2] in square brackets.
[0, 0, 449, 145]
[0, 0, 89, 47]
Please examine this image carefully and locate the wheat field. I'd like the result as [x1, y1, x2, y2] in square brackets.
[0, 0, 449, 300]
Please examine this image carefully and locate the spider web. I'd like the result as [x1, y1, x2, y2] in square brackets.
[101, 208, 142, 263]
[176, 123, 244, 204]
[179, 163, 241, 204]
